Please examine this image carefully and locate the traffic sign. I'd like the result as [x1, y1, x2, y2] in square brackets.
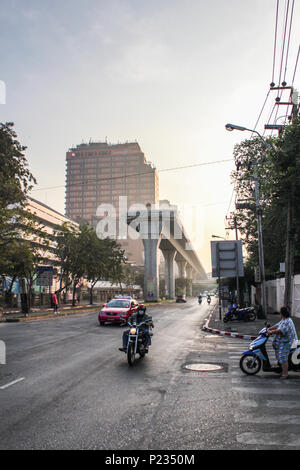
[211, 241, 244, 278]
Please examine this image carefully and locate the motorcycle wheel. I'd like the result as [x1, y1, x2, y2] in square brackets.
[127, 342, 135, 366]
[223, 314, 232, 323]
[249, 311, 256, 321]
[240, 354, 261, 375]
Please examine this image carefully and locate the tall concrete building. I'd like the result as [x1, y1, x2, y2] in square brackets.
[65, 141, 159, 265]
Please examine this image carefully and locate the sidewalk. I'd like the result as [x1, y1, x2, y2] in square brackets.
[0, 303, 101, 323]
[0, 299, 178, 323]
[203, 302, 300, 340]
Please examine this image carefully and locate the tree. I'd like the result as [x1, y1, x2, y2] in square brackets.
[0, 122, 36, 248]
[272, 119, 300, 307]
[53, 222, 78, 302]
[231, 120, 300, 309]
[85, 232, 127, 304]
[0, 122, 55, 312]
[54, 223, 127, 306]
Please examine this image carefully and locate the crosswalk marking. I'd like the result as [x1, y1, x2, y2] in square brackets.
[236, 432, 300, 447]
[234, 413, 300, 425]
[226, 338, 300, 449]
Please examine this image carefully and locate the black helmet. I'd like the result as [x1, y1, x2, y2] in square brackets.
[137, 304, 146, 315]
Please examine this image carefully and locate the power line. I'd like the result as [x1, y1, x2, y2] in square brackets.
[291, 44, 300, 85]
[252, 89, 271, 135]
[283, 0, 295, 84]
[271, 0, 280, 85]
[31, 158, 234, 192]
[278, 0, 290, 87]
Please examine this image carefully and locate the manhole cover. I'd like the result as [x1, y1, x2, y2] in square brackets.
[184, 363, 223, 372]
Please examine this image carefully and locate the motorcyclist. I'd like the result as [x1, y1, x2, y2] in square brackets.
[198, 294, 202, 304]
[119, 306, 154, 352]
[207, 294, 211, 303]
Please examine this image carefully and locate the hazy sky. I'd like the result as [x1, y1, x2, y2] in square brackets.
[1, 0, 299, 271]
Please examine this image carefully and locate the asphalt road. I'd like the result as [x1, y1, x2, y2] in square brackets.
[1, 299, 300, 450]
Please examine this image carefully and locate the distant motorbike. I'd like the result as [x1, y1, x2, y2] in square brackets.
[120, 317, 153, 366]
[223, 304, 256, 323]
[240, 325, 300, 375]
[198, 297, 202, 305]
[207, 297, 211, 304]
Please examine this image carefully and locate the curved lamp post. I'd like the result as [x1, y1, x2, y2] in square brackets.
[225, 123, 267, 318]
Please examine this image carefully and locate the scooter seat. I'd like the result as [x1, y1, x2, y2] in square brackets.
[291, 340, 300, 350]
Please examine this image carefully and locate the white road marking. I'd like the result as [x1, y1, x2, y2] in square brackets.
[0, 377, 25, 390]
[233, 386, 299, 395]
[235, 413, 300, 425]
[227, 340, 300, 449]
[236, 432, 300, 447]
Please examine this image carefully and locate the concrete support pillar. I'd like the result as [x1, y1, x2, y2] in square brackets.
[142, 238, 160, 302]
[176, 259, 187, 295]
[186, 265, 193, 297]
[161, 248, 176, 299]
[176, 259, 187, 279]
[139, 210, 163, 302]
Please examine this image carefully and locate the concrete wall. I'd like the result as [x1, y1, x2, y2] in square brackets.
[264, 275, 300, 319]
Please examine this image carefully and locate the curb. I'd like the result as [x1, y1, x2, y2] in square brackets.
[202, 313, 257, 340]
[3, 307, 99, 323]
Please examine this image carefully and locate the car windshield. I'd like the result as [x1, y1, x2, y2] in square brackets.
[106, 300, 130, 308]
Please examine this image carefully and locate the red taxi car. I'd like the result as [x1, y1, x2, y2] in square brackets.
[98, 296, 139, 325]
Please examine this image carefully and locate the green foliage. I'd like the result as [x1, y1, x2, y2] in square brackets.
[53, 223, 127, 305]
[0, 122, 36, 208]
[231, 119, 300, 279]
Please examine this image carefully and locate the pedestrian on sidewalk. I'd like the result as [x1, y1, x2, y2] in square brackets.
[268, 307, 298, 379]
[52, 292, 59, 315]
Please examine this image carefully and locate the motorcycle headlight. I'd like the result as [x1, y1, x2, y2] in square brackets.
[130, 328, 137, 334]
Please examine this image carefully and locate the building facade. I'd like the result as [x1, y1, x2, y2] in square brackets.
[65, 141, 159, 265]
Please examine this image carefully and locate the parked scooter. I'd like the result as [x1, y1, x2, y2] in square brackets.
[240, 324, 300, 375]
[120, 317, 153, 366]
[223, 304, 256, 323]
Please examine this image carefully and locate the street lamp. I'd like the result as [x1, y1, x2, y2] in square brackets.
[225, 123, 267, 318]
[212, 234, 226, 240]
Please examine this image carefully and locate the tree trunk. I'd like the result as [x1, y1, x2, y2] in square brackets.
[72, 280, 77, 307]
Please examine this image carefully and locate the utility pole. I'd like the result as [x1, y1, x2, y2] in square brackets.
[225, 214, 240, 306]
[283, 95, 298, 309]
[266, 85, 299, 310]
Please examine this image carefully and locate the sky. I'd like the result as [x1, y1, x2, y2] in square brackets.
[0, 0, 299, 272]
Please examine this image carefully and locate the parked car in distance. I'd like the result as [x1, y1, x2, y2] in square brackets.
[98, 296, 139, 325]
[176, 294, 187, 303]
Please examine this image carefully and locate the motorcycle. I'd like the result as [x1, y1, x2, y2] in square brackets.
[120, 317, 153, 366]
[223, 304, 256, 323]
[198, 297, 202, 305]
[207, 297, 211, 304]
[240, 324, 300, 375]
